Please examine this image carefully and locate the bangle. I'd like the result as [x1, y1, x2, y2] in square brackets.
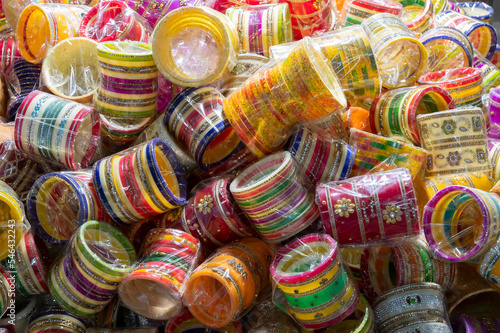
[362, 13, 428, 89]
[349, 128, 427, 179]
[220, 53, 270, 97]
[317, 168, 420, 247]
[5, 59, 41, 121]
[457, 2, 494, 23]
[0, 180, 25, 260]
[420, 27, 474, 72]
[280, 0, 335, 39]
[218, 0, 274, 12]
[200, 146, 258, 179]
[479, 237, 500, 287]
[100, 115, 152, 155]
[0, 36, 20, 74]
[270, 234, 360, 330]
[342, 0, 402, 26]
[323, 295, 374, 333]
[0, 265, 14, 318]
[396, 0, 433, 34]
[423, 186, 500, 262]
[490, 44, 500, 69]
[433, 0, 448, 14]
[152, 6, 238, 87]
[166, 308, 243, 333]
[473, 50, 500, 92]
[26, 308, 88, 333]
[490, 139, 500, 182]
[16, 4, 89, 64]
[452, 315, 500, 332]
[489, 89, 500, 140]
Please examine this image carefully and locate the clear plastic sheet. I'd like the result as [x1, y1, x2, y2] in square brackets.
[165, 308, 243, 332]
[0, 36, 20, 76]
[340, 0, 403, 27]
[0, 295, 36, 332]
[306, 110, 348, 142]
[100, 116, 153, 155]
[219, 54, 269, 97]
[4, 59, 41, 121]
[457, 1, 494, 23]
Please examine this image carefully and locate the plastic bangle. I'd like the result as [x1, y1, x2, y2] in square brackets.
[220, 54, 270, 97]
[281, 0, 335, 39]
[473, 50, 500, 92]
[457, 2, 494, 23]
[478, 237, 500, 287]
[166, 309, 243, 333]
[5, 59, 41, 121]
[26, 308, 87, 333]
[0, 180, 25, 260]
[0, 36, 20, 74]
[323, 295, 375, 333]
[343, 0, 402, 26]
[397, 0, 433, 33]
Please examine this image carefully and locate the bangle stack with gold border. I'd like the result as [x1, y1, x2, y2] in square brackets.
[0, 265, 14, 318]
[220, 54, 270, 97]
[165, 308, 243, 333]
[341, 0, 403, 26]
[26, 307, 88, 333]
[0, 180, 25, 260]
[396, 0, 434, 34]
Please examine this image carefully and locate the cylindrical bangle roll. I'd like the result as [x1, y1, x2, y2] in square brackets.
[489, 139, 500, 181]
[473, 49, 500, 92]
[396, 0, 434, 33]
[100, 116, 152, 155]
[489, 89, 500, 140]
[0, 180, 25, 260]
[452, 315, 500, 332]
[219, 53, 270, 97]
[0, 36, 20, 75]
[0, 265, 14, 318]
[5, 59, 41, 121]
[457, 2, 494, 23]
[317, 168, 420, 247]
[342, 0, 403, 26]
[26, 307, 88, 333]
[280, 0, 335, 39]
[479, 237, 500, 287]
[165, 308, 243, 333]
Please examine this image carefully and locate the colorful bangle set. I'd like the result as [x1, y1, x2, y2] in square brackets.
[92, 139, 187, 225]
[48, 221, 137, 317]
[349, 128, 427, 178]
[5, 59, 41, 121]
[26, 308, 88, 333]
[417, 108, 490, 176]
[220, 53, 270, 97]
[323, 295, 374, 333]
[184, 237, 275, 328]
[397, 0, 433, 33]
[152, 6, 238, 87]
[270, 234, 360, 330]
[342, 0, 402, 26]
[166, 308, 243, 333]
[287, 126, 356, 186]
[473, 50, 500, 92]
[126, 0, 206, 27]
[218, 0, 274, 13]
[489, 139, 500, 181]
[432, 0, 447, 14]
[200, 146, 259, 179]
[0, 265, 14, 318]
[181, 177, 256, 251]
[370, 85, 455, 145]
[100, 116, 152, 154]
[0, 180, 25, 260]
[27, 171, 108, 245]
[14, 90, 101, 170]
[0, 36, 20, 74]
[307, 110, 348, 142]
[489, 89, 500, 140]
[317, 168, 420, 247]
[119, 229, 200, 320]
[165, 86, 245, 171]
[226, 4, 293, 57]
[479, 237, 500, 287]
[491, 44, 500, 68]
[230, 151, 320, 243]
[423, 186, 500, 262]
[280, 0, 335, 39]
[452, 315, 500, 332]
[457, 2, 494, 23]
[362, 14, 428, 89]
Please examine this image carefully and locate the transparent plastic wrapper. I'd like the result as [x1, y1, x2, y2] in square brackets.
[100, 116, 152, 155]
[316, 168, 420, 247]
[27, 170, 109, 245]
[280, 0, 336, 39]
[224, 39, 347, 158]
[489, 89, 500, 140]
[152, 6, 238, 87]
[16, 4, 90, 64]
[322, 295, 374, 333]
[230, 151, 319, 244]
[373, 283, 452, 333]
[41, 37, 99, 104]
[0, 180, 28, 260]
[489, 139, 500, 181]
[342, 107, 372, 134]
[370, 85, 455, 145]
[165, 86, 246, 171]
[0, 36, 20, 75]
[0, 264, 14, 318]
[307, 110, 348, 141]
[219, 54, 269, 97]
[395, 0, 434, 33]
[5, 59, 41, 121]
[491, 44, 500, 69]
[452, 315, 500, 332]
[118, 229, 200, 320]
[25, 306, 88, 332]
[87, 329, 159, 333]
[180, 177, 256, 252]
[479, 237, 500, 287]
[287, 126, 356, 186]
[361, 14, 428, 89]
[436, 10, 497, 60]
[0, 2, 11, 36]
[419, 27, 474, 72]
[92, 139, 187, 225]
[166, 309, 244, 333]
[80, 1, 152, 43]
[13, 90, 101, 170]
[183, 237, 275, 328]
[226, 4, 293, 57]
[199, 146, 259, 179]
[48, 221, 137, 317]
[473, 49, 500, 92]
[457, 1, 493, 23]
[340, 0, 403, 27]
[349, 128, 427, 179]
[270, 234, 361, 330]
[417, 108, 490, 176]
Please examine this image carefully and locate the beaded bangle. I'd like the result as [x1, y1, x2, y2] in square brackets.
[5, 59, 41, 121]
[423, 186, 500, 262]
[220, 53, 270, 97]
[126, 0, 208, 27]
[280, 0, 335, 39]
[489, 89, 500, 140]
[473, 50, 500, 92]
[0, 180, 25, 260]
[0, 265, 14, 318]
[0, 36, 20, 75]
[317, 168, 420, 247]
[152, 6, 238, 87]
[26, 308, 88, 333]
[452, 315, 500, 332]
[457, 2, 494, 23]
[166, 309, 243, 333]
[396, 0, 433, 33]
[342, 0, 402, 26]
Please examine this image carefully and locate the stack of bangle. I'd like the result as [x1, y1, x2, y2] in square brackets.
[317, 168, 420, 247]
[92, 139, 187, 225]
[452, 315, 500, 332]
[457, 2, 494, 23]
[417, 108, 490, 176]
[396, 0, 433, 33]
[181, 177, 256, 251]
[152, 7, 239, 87]
[0, 36, 19, 74]
[80, 1, 151, 43]
[14, 90, 100, 170]
[479, 237, 500, 287]
[420, 27, 474, 72]
[436, 10, 497, 60]
[362, 14, 428, 89]
[219, 54, 270, 97]
[370, 85, 455, 145]
[184, 237, 275, 328]
[26, 307, 88, 333]
[230, 151, 320, 243]
[423, 186, 500, 262]
[166, 309, 243, 333]
[349, 128, 427, 179]
[342, 0, 403, 27]
[100, 116, 153, 154]
[16, 4, 89, 63]
[373, 283, 452, 333]
[491, 44, 500, 68]
[280, 0, 335, 39]
[226, 4, 293, 57]
[0, 265, 14, 318]
[0, 180, 25, 260]
[218, 0, 274, 13]
[27, 171, 109, 245]
[447, 1, 465, 14]
[119, 229, 200, 320]
[200, 146, 259, 179]
[5, 59, 41, 121]
[432, 0, 448, 14]
[287, 126, 356, 186]
[323, 295, 374, 333]
[49, 221, 137, 317]
[165, 86, 245, 171]
[473, 50, 500, 92]
[489, 88, 500, 140]
[489, 139, 500, 181]
[270, 234, 360, 330]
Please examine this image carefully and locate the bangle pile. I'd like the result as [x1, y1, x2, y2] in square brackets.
[280, 0, 335, 39]
[0, 265, 14, 318]
[0, 180, 25, 260]
[220, 54, 270, 97]
[26, 307, 88, 333]
[397, 0, 434, 34]
[342, 0, 403, 26]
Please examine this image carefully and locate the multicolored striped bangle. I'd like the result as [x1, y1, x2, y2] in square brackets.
[280, 0, 335, 39]
[423, 186, 500, 262]
[270, 234, 360, 330]
[14, 90, 101, 170]
[457, 2, 494, 23]
[342, 0, 402, 26]
[287, 126, 356, 186]
[0, 265, 14, 318]
[452, 315, 500, 332]
[5, 59, 41, 121]
[473, 49, 500, 92]
[220, 53, 270, 97]
[0, 36, 19, 75]
[370, 85, 455, 145]
[230, 151, 320, 243]
[16, 4, 89, 63]
[26, 308, 88, 333]
[489, 88, 500, 140]
[100, 115, 153, 155]
[432, 0, 448, 14]
[396, 0, 433, 33]
[479, 237, 500, 287]
[0, 180, 25, 260]
[218, 0, 274, 13]
[417, 108, 490, 176]
[166, 309, 243, 333]
[362, 14, 428, 89]
[126, 0, 208, 28]
[152, 6, 238, 87]
[317, 168, 420, 247]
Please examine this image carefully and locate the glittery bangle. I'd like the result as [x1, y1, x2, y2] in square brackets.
[0, 36, 20, 74]
[0, 265, 14, 318]
[26, 308, 88, 333]
[478, 237, 500, 287]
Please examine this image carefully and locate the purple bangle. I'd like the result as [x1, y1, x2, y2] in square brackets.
[490, 87, 500, 139]
[452, 315, 500, 332]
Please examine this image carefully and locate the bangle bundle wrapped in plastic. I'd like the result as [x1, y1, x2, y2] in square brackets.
[457, 2, 494, 23]
[48, 221, 137, 317]
[218, 0, 274, 13]
[322, 295, 374, 333]
[118, 229, 200, 320]
[0, 265, 14, 318]
[0, 180, 26, 260]
[489, 139, 500, 181]
[92, 139, 187, 225]
[490, 89, 500, 140]
[479, 237, 500, 287]
[230, 151, 319, 244]
[199, 146, 259, 179]
[396, 0, 434, 34]
[226, 4, 293, 57]
[433, 0, 448, 14]
[100, 116, 152, 155]
[473, 50, 500, 92]
[166, 309, 243, 332]
[270, 234, 360, 330]
[491, 44, 500, 68]
[219, 54, 270, 97]
[0, 36, 20, 75]
[317, 168, 420, 247]
[5, 59, 41, 121]
[417, 108, 490, 176]
[26, 307, 88, 332]
[184, 237, 275, 328]
[341, 0, 403, 27]
[280, 0, 336, 39]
